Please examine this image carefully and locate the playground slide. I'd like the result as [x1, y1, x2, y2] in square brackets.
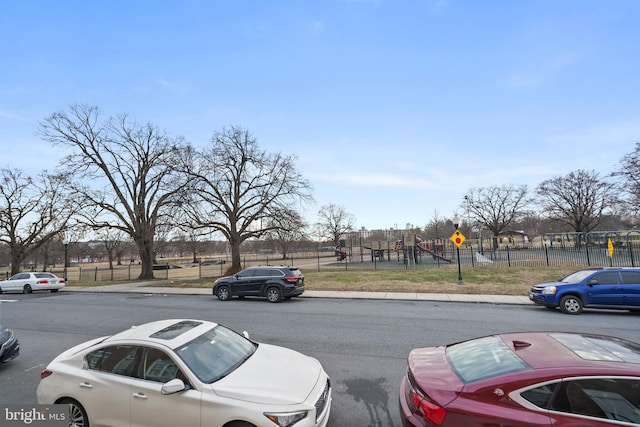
[335, 245, 347, 261]
[416, 244, 452, 263]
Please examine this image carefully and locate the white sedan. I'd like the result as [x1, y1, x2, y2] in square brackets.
[0, 272, 65, 294]
[37, 319, 332, 427]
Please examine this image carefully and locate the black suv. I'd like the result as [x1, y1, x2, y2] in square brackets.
[212, 266, 305, 303]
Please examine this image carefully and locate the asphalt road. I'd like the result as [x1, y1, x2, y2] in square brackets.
[1, 291, 639, 426]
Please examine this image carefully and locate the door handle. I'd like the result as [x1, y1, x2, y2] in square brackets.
[79, 383, 93, 389]
[132, 393, 148, 400]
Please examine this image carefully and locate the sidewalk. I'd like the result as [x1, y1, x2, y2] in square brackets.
[65, 282, 531, 305]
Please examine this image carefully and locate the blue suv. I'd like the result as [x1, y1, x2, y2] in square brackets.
[529, 267, 640, 314]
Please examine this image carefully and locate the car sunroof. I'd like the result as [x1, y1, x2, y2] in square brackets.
[150, 320, 203, 340]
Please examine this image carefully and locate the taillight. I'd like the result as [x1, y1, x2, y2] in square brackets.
[36, 279, 49, 284]
[284, 276, 299, 283]
[410, 389, 446, 425]
[40, 369, 53, 380]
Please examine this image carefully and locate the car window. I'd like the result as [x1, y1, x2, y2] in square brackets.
[35, 273, 55, 279]
[620, 271, 640, 285]
[137, 347, 184, 383]
[236, 269, 255, 278]
[561, 270, 601, 283]
[268, 269, 284, 277]
[589, 272, 619, 285]
[10, 273, 29, 280]
[175, 325, 257, 383]
[252, 268, 269, 277]
[287, 268, 303, 278]
[446, 336, 530, 383]
[550, 333, 640, 363]
[521, 382, 559, 409]
[550, 379, 640, 423]
[86, 345, 139, 377]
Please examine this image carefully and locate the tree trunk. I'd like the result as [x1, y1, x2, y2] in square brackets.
[9, 250, 27, 276]
[137, 241, 155, 280]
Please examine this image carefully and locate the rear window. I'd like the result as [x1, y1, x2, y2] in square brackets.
[447, 336, 530, 383]
[286, 268, 303, 277]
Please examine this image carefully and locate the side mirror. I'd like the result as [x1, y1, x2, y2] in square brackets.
[587, 279, 599, 286]
[161, 379, 187, 395]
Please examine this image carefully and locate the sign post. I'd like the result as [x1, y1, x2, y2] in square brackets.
[450, 228, 465, 285]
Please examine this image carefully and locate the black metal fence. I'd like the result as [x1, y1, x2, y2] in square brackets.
[35, 240, 640, 284]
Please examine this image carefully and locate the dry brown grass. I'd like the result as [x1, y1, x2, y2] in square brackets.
[119, 265, 577, 296]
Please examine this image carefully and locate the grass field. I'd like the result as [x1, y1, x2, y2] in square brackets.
[69, 265, 579, 296]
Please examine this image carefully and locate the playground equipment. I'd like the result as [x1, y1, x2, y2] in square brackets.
[335, 245, 347, 261]
[363, 246, 387, 262]
[394, 236, 452, 265]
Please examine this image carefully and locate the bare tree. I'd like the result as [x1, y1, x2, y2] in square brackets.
[315, 204, 355, 245]
[265, 209, 308, 260]
[96, 228, 127, 270]
[180, 126, 313, 274]
[39, 104, 191, 280]
[0, 168, 77, 275]
[464, 184, 529, 249]
[536, 169, 616, 233]
[423, 210, 447, 240]
[613, 141, 640, 219]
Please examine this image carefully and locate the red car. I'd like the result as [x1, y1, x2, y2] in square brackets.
[400, 332, 640, 426]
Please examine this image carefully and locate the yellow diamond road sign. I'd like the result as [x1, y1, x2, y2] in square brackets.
[450, 230, 465, 248]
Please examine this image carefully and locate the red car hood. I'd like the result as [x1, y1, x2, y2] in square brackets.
[407, 346, 464, 406]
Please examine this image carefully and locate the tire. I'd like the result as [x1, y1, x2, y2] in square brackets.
[559, 295, 583, 315]
[216, 286, 231, 301]
[23, 284, 32, 294]
[59, 398, 89, 427]
[51, 289, 59, 293]
[265, 286, 282, 303]
[225, 422, 256, 427]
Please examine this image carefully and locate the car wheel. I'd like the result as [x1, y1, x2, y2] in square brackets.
[226, 422, 257, 427]
[216, 286, 231, 301]
[559, 295, 583, 314]
[266, 286, 282, 303]
[23, 284, 32, 294]
[59, 398, 89, 427]
[51, 289, 59, 293]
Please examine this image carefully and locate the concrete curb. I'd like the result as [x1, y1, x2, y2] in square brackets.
[64, 284, 531, 305]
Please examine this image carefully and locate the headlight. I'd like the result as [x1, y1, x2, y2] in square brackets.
[542, 286, 557, 295]
[264, 411, 307, 427]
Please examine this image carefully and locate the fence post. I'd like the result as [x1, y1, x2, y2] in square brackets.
[506, 246, 511, 267]
[585, 244, 591, 266]
[544, 245, 549, 266]
[470, 245, 475, 267]
[630, 243, 635, 267]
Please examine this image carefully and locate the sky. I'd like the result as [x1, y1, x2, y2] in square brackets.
[1, 0, 640, 231]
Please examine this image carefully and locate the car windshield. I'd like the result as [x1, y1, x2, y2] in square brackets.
[560, 270, 600, 283]
[174, 325, 257, 383]
[447, 336, 531, 383]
